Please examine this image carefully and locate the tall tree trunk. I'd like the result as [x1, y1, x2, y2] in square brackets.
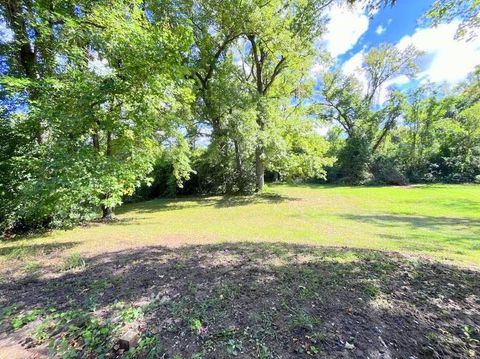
[255, 145, 265, 192]
[248, 35, 270, 192]
[254, 98, 267, 192]
[101, 131, 114, 219]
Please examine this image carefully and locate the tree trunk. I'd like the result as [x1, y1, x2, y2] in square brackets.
[101, 205, 114, 221]
[255, 145, 265, 192]
[272, 171, 280, 182]
[254, 98, 267, 192]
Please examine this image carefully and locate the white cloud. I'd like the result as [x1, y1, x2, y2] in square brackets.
[322, 3, 369, 58]
[338, 21, 480, 103]
[387, 75, 410, 86]
[397, 21, 480, 84]
[309, 62, 329, 78]
[342, 51, 364, 75]
[375, 25, 386, 35]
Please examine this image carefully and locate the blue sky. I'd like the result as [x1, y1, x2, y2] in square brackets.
[338, 0, 435, 64]
[315, 0, 480, 103]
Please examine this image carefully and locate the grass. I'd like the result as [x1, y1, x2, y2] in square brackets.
[1, 183, 478, 267]
[61, 252, 86, 271]
[1, 184, 479, 357]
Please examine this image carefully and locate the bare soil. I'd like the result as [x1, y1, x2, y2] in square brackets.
[0, 242, 479, 358]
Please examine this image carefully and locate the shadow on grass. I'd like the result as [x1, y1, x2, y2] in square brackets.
[341, 214, 480, 231]
[0, 242, 478, 358]
[117, 192, 297, 215]
[341, 214, 480, 254]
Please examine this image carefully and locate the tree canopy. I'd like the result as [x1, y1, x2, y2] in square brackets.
[1, 0, 479, 235]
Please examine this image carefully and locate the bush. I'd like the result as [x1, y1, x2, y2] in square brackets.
[371, 156, 409, 186]
[331, 136, 372, 184]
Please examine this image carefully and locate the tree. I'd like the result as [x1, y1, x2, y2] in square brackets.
[320, 44, 421, 183]
[0, 0, 193, 232]
[184, 0, 254, 193]
[398, 76, 480, 183]
[241, 0, 334, 191]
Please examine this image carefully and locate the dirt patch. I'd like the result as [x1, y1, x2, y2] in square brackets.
[0, 243, 478, 358]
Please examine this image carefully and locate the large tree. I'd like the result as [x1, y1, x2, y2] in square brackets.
[0, 0, 193, 232]
[320, 44, 421, 183]
[240, 0, 334, 191]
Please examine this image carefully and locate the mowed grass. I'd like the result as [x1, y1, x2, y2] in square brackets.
[1, 184, 479, 358]
[1, 184, 479, 267]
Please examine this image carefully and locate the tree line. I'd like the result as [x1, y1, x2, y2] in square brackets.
[0, 0, 479, 235]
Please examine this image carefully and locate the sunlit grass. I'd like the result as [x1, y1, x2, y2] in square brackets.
[1, 184, 479, 267]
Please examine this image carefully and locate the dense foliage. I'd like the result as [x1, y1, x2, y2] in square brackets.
[1, 0, 479, 235]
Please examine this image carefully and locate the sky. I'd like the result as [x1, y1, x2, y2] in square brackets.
[317, 0, 480, 102]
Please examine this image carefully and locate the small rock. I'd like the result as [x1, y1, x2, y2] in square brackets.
[118, 329, 140, 350]
[345, 342, 355, 350]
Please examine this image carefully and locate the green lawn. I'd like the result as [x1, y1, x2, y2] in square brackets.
[2, 183, 479, 267]
[1, 184, 479, 358]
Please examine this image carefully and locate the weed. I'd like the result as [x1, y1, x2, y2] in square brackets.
[35, 318, 56, 341]
[61, 253, 86, 271]
[11, 309, 42, 330]
[191, 318, 202, 332]
[290, 309, 318, 331]
[295, 337, 321, 356]
[4, 247, 32, 260]
[226, 338, 242, 356]
[462, 325, 479, 343]
[44, 310, 115, 357]
[254, 310, 277, 339]
[255, 340, 273, 359]
[0, 304, 18, 320]
[425, 331, 439, 343]
[216, 281, 240, 301]
[308, 345, 319, 355]
[298, 285, 319, 300]
[124, 335, 162, 359]
[23, 261, 42, 275]
[120, 306, 144, 323]
[363, 282, 380, 298]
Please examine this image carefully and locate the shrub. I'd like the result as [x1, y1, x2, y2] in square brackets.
[371, 156, 409, 186]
